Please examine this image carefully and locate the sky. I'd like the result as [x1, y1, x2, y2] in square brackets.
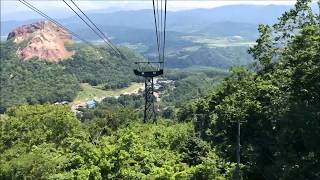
[2, 0, 297, 14]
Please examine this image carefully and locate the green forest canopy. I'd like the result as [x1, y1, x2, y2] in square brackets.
[178, 0, 320, 179]
[0, 0, 319, 179]
[0, 104, 234, 179]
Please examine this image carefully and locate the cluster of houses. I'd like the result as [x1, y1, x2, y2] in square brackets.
[55, 100, 97, 109]
[153, 78, 174, 102]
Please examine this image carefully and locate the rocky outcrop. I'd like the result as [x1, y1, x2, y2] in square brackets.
[7, 21, 74, 61]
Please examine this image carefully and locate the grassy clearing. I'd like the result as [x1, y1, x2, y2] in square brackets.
[182, 46, 202, 52]
[75, 83, 143, 102]
[181, 35, 256, 47]
[121, 43, 149, 53]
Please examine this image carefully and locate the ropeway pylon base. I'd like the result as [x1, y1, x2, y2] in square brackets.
[144, 77, 156, 123]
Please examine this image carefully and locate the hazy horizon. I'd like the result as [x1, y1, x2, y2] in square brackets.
[1, 0, 298, 21]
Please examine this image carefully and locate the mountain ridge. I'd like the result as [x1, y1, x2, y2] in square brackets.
[1, 4, 296, 36]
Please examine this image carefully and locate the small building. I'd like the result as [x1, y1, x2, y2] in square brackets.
[54, 101, 70, 105]
[86, 100, 97, 109]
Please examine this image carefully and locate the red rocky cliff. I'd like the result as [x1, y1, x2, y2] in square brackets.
[7, 21, 74, 61]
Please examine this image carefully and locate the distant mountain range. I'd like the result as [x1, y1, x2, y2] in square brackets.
[2, 3, 318, 70]
[1, 4, 297, 37]
[2, 3, 318, 38]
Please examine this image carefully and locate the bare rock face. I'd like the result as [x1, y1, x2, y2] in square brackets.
[7, 21, 74, 62]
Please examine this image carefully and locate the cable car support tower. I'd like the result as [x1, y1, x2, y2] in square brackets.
[134, 0, 167, 123]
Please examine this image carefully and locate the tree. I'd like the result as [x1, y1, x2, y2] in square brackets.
[179, 0, 320, 179]
[0, 104, 100, 179]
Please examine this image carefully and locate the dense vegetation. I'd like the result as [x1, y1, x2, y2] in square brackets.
[162, 68, 229, 107]
[61, 45, 142, 88]
[0, 0, 319, 179]
[178, 1, 320, 179]
[0, 104, 234, 179]
[0, 41, 79, 113]
[0, 42, 143, 112]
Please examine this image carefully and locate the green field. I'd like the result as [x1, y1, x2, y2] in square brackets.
[181, 35, 256, 47]
[75, 83, 143, 102]
[121, 42, 149, 53]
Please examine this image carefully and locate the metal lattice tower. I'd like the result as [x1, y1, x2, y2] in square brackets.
[144, 77, 156, 122]
[134, 62, 163, 122]
[134, 0, 167, 123]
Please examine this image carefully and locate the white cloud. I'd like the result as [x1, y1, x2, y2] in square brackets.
[1, 0, 297, 17]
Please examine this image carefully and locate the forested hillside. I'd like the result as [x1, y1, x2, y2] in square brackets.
[0, 41, 79, 113]
[0, 36, 227, 112]
[61, 44, 142, 87]
[162, 68, 229, 108]
[178, 1, 320, 178]
[0, 41, 141, 112]
[0, 0, 319, 179]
